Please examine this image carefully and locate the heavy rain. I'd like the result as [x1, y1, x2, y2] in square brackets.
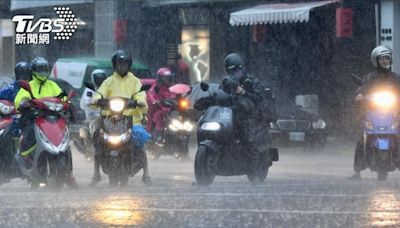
[0, 0, 399, 227]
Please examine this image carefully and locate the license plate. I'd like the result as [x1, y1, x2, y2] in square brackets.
[110, 150, 119, 157]
[289, 132, 305, 142]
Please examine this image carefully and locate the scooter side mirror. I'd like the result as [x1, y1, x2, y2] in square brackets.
[18, 80, 31, 93]
[68, 89, 77, 99]
[140, 84, 152, 92]
[351, 74, 362, 85]
[200, 82, 209, 92]
[18, 80, 35, 99]
[85, 82, 96, 91]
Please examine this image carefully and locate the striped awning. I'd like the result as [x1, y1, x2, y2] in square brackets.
[230, 0, 339, 26]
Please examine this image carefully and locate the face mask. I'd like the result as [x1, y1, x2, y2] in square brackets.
[33, 71, 49, 81]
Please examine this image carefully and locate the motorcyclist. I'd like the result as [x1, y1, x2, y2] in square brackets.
[350, 46, 400, 180]
[91, 50, 152, 185]
[14, 57, 79, 189]
[0, 61, 32, 181]
[146, 67, 176, 142]
[78, 69, 107, 186]
[218, 53, 274, 177]
[0, 61, 32, 137]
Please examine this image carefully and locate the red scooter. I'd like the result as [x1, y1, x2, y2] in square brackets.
[0, 99, 22, 183]
[15, 81, 76, 189]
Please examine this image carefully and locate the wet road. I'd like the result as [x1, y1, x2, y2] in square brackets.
[1, 137, 400, 227]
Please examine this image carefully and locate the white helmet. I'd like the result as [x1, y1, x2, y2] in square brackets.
[370, 45, 392, 68]
[91, 69, 107, 89]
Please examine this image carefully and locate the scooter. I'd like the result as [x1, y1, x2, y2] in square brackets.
[15, 81, 76, 189]
[87, 83, 151, 187]
[0, 99, 23, 184]
[193, 82, 278, 185]
[361, 86, 400, 180]
[147, 84, 194, 161]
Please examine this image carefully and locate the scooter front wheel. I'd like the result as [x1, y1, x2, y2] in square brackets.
[194, 145, 215, 186]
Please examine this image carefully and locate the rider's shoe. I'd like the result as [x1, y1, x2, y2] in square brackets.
[65, 176, 79, 190]
[142, 175, 152, 186]
[89, 175, 102, 187]
[348, 172, 361, 180]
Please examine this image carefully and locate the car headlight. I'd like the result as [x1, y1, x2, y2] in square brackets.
[201, 122, 221, 131]
[109, 98, 125, 113]
[371, 91, 397, 109]
[365, 121, 374, 130]
[312, 119, 326, 129]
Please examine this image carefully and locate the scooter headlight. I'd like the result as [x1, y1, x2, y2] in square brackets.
[371, 91, 397, 109]
[366, 121, 374, 130]
[168, 119, 194, 132]
[391, 121, 399, 130]
[0, 104, 13, 115]
[43, 101, 63, 112]
[169, 119, 183, 131]
[312, 119, 326, 129]
[201, 122, 221, 131]
[103, 130, 131, 145]
[109, 98, 125, 113]
[183, 121, 194, 131]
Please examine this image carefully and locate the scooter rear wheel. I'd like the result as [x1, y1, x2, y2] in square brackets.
[194, 145, 215, 186]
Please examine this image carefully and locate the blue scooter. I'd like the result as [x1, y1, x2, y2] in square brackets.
[362, 87, 400, 180]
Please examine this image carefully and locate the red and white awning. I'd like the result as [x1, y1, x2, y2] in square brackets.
[230, 0, 339, 26]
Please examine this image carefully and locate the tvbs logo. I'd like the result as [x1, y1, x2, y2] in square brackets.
[12, 6, 80, 44]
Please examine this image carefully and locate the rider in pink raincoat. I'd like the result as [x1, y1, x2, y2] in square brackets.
[146, 68, 176, 140]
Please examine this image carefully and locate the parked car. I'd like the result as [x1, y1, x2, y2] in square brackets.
[188, 83, 327, 148]
[50, 57, 155, 128]
[269, 90, 327, 148]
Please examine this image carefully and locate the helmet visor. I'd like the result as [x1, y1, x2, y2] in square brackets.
[93, 73, 106, 88]
[33, 64, 49, 78]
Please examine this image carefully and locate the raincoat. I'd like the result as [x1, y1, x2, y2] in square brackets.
[95, 72, 148, 125]
[146, 82, 176, 132]
[14, 78, 63, 109]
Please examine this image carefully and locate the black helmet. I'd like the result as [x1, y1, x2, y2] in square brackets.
[31, 57, 50, 81]
[15, 61, 32, 81]
[224, 53, 243, 74]
[111, 50, 132, 69]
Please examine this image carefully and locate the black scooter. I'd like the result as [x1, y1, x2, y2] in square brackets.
[193, 82, 278, 185]
[87, 83, 151, 187]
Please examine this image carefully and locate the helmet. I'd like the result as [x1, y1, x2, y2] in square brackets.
[156, 67, 174, 86]
[15, 61, 32, 81]
[91, 69, 107, 89]
[371, 45, 392, 68]
[31, 57, 50, 81]
[224, 53, 243, 74]
[111, 50, 132, 69]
